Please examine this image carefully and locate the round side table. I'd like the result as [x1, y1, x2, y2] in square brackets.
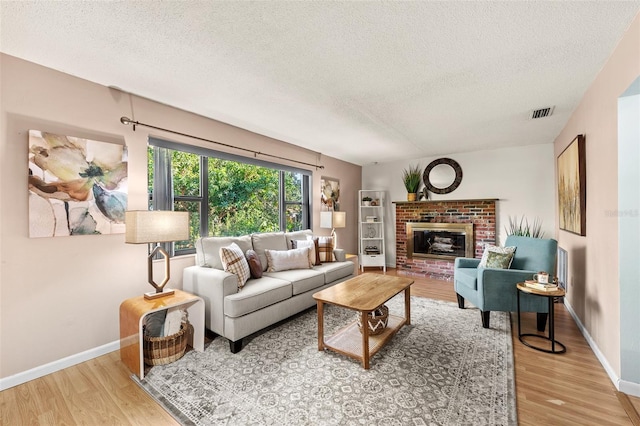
[516, 282, 566, 354]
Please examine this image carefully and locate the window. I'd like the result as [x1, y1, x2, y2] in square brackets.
[148, 138, 311, 255]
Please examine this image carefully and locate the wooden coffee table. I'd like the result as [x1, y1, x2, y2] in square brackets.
[312, 273, 414, 369]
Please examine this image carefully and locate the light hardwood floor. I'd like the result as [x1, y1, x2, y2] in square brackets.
[1, 269, 638, 425]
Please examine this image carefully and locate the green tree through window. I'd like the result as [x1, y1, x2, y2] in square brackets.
[148, 139, 310, 255]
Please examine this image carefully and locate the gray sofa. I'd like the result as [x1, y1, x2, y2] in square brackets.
[183, 230, 355, 352]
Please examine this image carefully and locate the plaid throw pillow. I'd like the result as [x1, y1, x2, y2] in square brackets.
[317, 236, 334, 263]
[219, 243, 251, 290]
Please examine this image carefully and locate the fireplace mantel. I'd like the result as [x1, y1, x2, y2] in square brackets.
[393, 198, 499, 205]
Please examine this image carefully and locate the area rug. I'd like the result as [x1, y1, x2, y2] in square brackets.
[135, 296, 516, 425]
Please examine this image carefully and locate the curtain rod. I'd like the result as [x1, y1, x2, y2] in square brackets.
[119, 116, 324, 170]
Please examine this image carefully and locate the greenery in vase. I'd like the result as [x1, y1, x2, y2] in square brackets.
[402, 164, 422, 193]
[505, 215, 545, 238]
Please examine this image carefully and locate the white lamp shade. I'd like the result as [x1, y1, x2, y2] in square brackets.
[320, 211, 346, 229]
[125, 210, 189, 244]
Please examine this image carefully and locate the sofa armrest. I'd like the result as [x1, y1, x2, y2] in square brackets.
[183, 266, 238, 335]
[454, 257, 480, 269]
[333, 249, 346, 262]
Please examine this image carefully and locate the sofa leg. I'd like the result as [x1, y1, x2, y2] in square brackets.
[229, 339, 243, 353]
[456, 294, 465, 309]
[481, 311, 490, 328]
[536, 313, 548, 332]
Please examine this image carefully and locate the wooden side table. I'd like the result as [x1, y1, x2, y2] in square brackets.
[516, 283, 566, 354]
[119, 289, 205, 379]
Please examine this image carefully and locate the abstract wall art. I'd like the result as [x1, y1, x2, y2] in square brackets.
[557, 134, 586, 236]
[28, 130, 128, 237]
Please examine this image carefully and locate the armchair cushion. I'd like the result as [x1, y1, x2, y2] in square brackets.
[478, 244, 516, 268]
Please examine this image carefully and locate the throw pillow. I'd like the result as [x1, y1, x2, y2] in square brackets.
[317, 236, 334, 263]
[265, 247, 312, 272]
[485, 250, 515, 269]
[245, 249, 263, 279]
[478, 244, 516, 268]
[291, 239, 320, 266]
[220, 243, 251, 289]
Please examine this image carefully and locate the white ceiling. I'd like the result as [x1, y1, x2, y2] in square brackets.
[1, 1, 639, 166]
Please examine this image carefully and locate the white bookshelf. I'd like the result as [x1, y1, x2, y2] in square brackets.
[358, 190, 386, 272]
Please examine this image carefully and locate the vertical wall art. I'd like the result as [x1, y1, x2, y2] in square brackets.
[28, 130, 128, 237]
[320, 176, 340, 211]
[557, 134, 586, 236]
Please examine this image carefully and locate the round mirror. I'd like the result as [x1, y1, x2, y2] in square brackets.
[423, 158, 463, 194]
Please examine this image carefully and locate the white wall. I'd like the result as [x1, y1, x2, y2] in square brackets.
[362, 143, 556, 266]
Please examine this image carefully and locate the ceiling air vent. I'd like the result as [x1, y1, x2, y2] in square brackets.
[529, 106, 555, 119]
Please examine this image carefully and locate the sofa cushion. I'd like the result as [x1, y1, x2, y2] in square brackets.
[313, 261, 353, 283]
[220, 243, 251, 289]
[317, 236, 334, 262]
[224, 276, 292, 318]
[291, 239, 319, 266]
[455, 268, 478, 290]
[265, 247, 312, 272]
[264, 268, 326, 295]
[285, 229, 313, 248]
[245, 249, 263, 279]
[252, 232, 288, 271]
[196, 235, 252, 269]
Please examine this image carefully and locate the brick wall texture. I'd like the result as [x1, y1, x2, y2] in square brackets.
[394, 199, 496, 281]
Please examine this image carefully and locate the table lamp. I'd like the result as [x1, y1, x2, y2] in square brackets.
[320, 211, 346, 249]
[125, 210, 189, 299]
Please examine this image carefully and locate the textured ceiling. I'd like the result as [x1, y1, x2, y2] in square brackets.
[1, 1, 639, 166]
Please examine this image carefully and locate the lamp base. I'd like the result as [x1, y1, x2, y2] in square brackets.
[143, 288, 175, 300]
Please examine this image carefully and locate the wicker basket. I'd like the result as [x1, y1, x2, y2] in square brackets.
[356, 305, 389, 335]
[143, 322, 191, 366]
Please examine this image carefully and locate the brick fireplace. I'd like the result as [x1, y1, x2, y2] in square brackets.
[394, 199, 496, 280]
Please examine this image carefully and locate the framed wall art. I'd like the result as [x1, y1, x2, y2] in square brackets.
[321, 176, 340, 211]
[28, 130, 128, 237]
[557, 134, 586, 236]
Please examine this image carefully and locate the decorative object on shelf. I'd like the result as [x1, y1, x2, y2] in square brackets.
[423, 158, 463, 194]
[557, 134, 586, 236]
[28, 130, 128, 238]
[367, 225, 376, 238]
[362, 196, 372, 206]
[402, 164, 422, 201]
[370, 199, 379, 206]
[421, 187, 429, 201]
[320, 210, 346, 249]
[321, 176, 340, 211]
[364, 245, 380, 254]
[356, 304, 389, 335]
[125, 210, 190, 299]
[505, 215, 545, 238]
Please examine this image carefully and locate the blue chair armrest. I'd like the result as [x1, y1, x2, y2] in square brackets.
[455, 257, 480, 269]
[480, 268, 535, 283]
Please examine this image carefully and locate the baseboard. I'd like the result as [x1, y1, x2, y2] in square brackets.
[620, 379, 640, 398]
[562, 299, 638, 396]
[0, 340, 120, 391]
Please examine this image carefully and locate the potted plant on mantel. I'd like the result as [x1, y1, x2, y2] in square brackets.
[402, 164, 422, 201]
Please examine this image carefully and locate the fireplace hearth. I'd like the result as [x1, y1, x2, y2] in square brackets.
[407, 222, 474, 260]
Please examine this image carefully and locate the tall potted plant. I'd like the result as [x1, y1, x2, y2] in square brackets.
[402, 164, 422, 201]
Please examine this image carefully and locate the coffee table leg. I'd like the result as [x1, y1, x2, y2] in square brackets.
[317, 301, 324, 351]
[404, 287, 411, 325]
[361, 310, 370, 369]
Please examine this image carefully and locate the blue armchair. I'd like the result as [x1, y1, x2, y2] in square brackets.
[454, 236, 558, 329]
